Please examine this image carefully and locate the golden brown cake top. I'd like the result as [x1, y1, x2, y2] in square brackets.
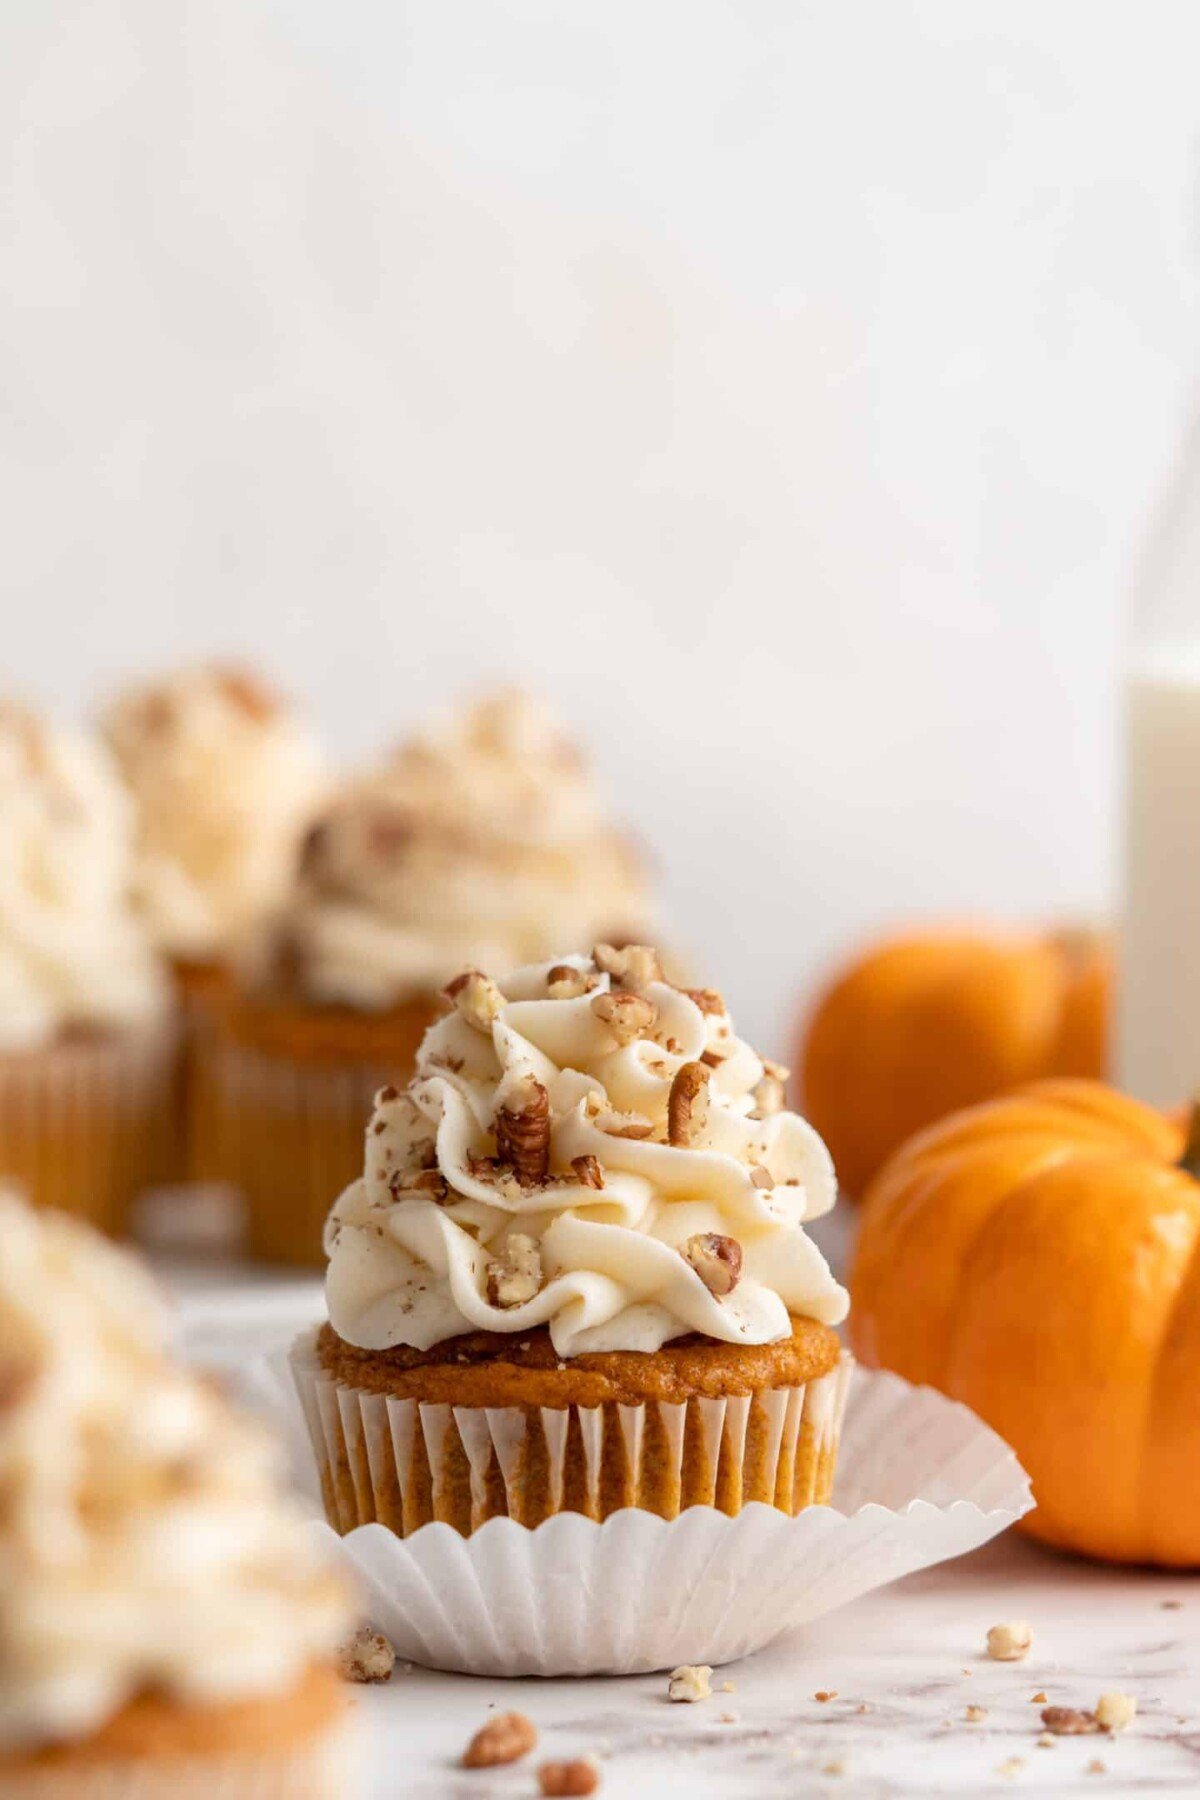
[0, 1194, 350, 1755]
[324, 946, 847, 1359]
[317, 1317, 842, 1408]
[101, 663, 326, 960]
[260, 690, 653, 1009]
[0, 700, 167, 1049]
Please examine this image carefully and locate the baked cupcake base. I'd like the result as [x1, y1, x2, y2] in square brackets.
[0, 1666, 350, 1799]
[296, 1318, 849, 1536]
[200, 986, 438, 1266]
[0, 1021, 177, 1236]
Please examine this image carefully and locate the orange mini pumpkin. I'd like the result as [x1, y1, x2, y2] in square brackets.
[798, 926, 1109, 1198]
[850, 1079, 1200, 1565]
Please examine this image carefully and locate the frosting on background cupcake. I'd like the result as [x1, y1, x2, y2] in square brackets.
[102, 664, 325, 961]
[0, 703, 166, 1050]
[0, 1193, 348, 1753]
[269, 691, 652, 1009]
[325, 946, 847, 1356]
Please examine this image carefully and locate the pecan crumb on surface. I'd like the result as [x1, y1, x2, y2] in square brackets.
[1040, 1706, 1100, 1737]
[591, 988, 657, 1046]
[1030, 1692, 1048, 1704]
[1095, 1691, 1137, 1733]
[485, 1234, 543, 1308]
[1036, 1733, 1056, 1748]
[996, 1757, 1025, 1777]
[682, 1232, 743, 1297]
[814, 1690, 837, 1703]
[443, 968, 505, 1031]
[965, 1704, 987, 1722]
[1086, 1759, 1107, 1775]
[335, 1625, 395, 1684]
[495, 1076, 551, 1184]
[570, 1154, 604, 1189]
[538, 1756, 601, 1796]
[668, 1062, 710, 1146]
[667, 1665, 713, 1703]
[987, 1620, 1032, 1662]
[462, 1711, 538, 1768]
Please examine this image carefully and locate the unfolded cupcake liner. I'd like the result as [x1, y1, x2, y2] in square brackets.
[0, 1720, 355, 1800]
[291, 1330, 850, 1536]
[0, 1022, 177, 1235]
[200, 1037, 399, 1266]
[249, 1338, 1032, 1676]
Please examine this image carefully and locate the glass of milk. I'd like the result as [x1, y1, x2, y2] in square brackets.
[1120, 416, 1200, 1106]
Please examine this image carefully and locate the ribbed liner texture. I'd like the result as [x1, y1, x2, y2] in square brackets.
[291, 1329, 851, 1535]
[200, 1039, 400, 1266]
[248, 1345, 1032, 1675]
[0, 1023, 176, 1235]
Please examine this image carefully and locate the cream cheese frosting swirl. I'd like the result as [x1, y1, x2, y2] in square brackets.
[0, 703, 167, 1049]
[0, 1193, 349, 1753]
[102, 664, 326, 960]
[325, 948, 847, 1356]
[271, 691, 651, 1007]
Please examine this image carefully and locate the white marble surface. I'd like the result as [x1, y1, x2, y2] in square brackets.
[167, 1253, 1199, 1798]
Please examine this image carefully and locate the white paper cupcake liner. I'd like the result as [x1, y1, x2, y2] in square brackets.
[0, 1718, 354, 1800]
[247, 1340, 1032, 1677]
[290, 1330, 850, 1534]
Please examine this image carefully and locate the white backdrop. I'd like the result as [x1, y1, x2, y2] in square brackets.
[4, 0, 1199, 1048]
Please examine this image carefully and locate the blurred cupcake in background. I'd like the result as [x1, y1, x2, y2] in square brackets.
[0, 1192, 353, 1798]
[212, 690, 656, 1265]
[0, 701, 171, 1233]
[101, 664, 326, 1181]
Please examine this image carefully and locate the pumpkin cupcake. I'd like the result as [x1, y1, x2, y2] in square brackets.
[293, 945, 849, 1535]
[101, 664, 326, 1184]
[0, 1192, 354, 1798]
[0, 701, 173, 1232]
[212, 692, 655, 1265]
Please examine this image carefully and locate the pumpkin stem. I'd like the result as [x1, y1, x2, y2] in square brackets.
[1181, 1101, 1200, 1180]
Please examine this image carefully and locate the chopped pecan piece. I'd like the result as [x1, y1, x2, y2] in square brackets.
[592, 943, 661, 993]
[547, 963, 594, 999]
[591, 989, 657, 1046]
[597, 1112, 654, 1140]
[750, 1073, 786, 1117]
[667, 1665, 712, 1703]
[571, 1154, 605, 1189]
[684, 987, 726, 1017]
[462, 1711, 538, 1767]
[987, 1621, 1032, 1662]
[1040, 1707, 1100, 1736]
[495, 1076, 551, 1184]
[668, 1062, 710, 1147]
[389, 1168, 448, 1200]
[443, 968, 504, 1031]
[682, 1233, 742, 1296]
[336, 1625, 395, 1684]
[539, 1757, 601, 1796]
[485, 1234, 543, 1308]
[1094, 1692, 1137, 1733]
